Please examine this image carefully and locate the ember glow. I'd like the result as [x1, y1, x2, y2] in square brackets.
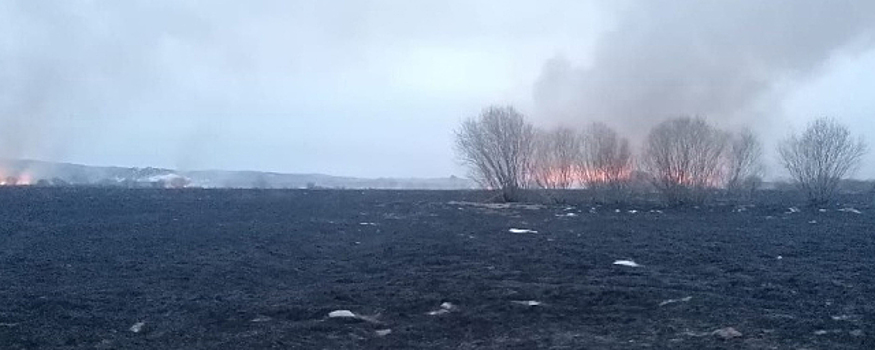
[577, 167, 633, 187]
[0, 170, 34, 186]
[535, 166, 633, 189]
[663, 171, 724, 188]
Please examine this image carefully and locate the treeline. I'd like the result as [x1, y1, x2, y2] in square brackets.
[455, 105, 867, 205]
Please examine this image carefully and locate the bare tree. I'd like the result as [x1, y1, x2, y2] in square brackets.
[778, 117, 867, 204]
[455, 105, 536, 202]
[579, 122, 633, 197]
[531, 126, 579, 189]
[724, 128, 764, 195]
[642, 117, 729, 205]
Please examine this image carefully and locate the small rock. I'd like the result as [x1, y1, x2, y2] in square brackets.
[712, 327, 742, 340]
[130, 321, 146, 333]
[375, 329, 392, 337]
[328, 310, 358, 319]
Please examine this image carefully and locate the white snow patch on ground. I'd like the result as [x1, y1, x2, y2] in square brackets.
[508, 228, 538, 234]
[511, 300, 542, 306]
[555, 213, 578, 217]
[251, 315, 272, 322]
[839, 208, 862, 214]
[831, 315, 856, 321]
[427, 302, 456, 316]
[130, 321, 146, 333]
[659, 296, 692, 306]
[328, 310, 357, 319]
[359, 222, 378, 226]
[613, 260, 642, 267]
[787, 207, 800, 213]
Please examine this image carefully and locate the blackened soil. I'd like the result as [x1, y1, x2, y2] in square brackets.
[0, 188, 873, 349]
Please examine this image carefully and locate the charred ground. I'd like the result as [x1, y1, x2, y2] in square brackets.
[0, 188, 873, 349]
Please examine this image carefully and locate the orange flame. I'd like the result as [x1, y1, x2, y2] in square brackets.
[536, 166, 633, 189]
[0, 169, 34, 186]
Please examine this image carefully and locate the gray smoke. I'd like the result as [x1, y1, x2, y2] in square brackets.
[534, 0, 875, 140]
[0, 1, 212, 160]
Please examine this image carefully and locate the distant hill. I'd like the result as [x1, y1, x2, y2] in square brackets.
[0, 159, 475, 190]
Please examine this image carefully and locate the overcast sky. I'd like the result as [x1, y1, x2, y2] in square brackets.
[2, 1, 874, 179]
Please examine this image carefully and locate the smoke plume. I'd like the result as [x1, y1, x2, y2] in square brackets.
[534, 0, 875, 140]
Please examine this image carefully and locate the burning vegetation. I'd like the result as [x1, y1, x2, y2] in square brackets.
[458, 107, 870, 205]
[0, 171, 33, 186]
[456, 106, 768, 204]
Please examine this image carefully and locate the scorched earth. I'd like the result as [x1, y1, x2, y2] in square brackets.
[0, 188, 872, 349]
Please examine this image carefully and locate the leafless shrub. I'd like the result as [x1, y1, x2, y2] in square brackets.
[531, 126, 579, 189]
[579, 122, 633, 201]
[455, 105, 536, 202]
[778, 117, 867, 204]
[725, 128, 764, 196]
[642, 117, 729, 205]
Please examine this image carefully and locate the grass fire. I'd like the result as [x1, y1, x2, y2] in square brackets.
[3, 2, 875, 349]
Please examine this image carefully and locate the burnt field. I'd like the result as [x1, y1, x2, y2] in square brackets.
[0, 188, 873, 349]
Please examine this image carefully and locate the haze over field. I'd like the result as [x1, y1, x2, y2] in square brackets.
[2, 0, 875, 179]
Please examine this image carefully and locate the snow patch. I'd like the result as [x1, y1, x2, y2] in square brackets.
[839, 208, 862, 214]
[613, 260, 642, 267]
[251, 315, 272, 322]
[511, 300, 542, 307]
[328, 310, 357, 319]
[129, 321, 146, 333]
[508, 228, 538, 234]
[659, 296, 692, 306]
[427, 302, 456, 316]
